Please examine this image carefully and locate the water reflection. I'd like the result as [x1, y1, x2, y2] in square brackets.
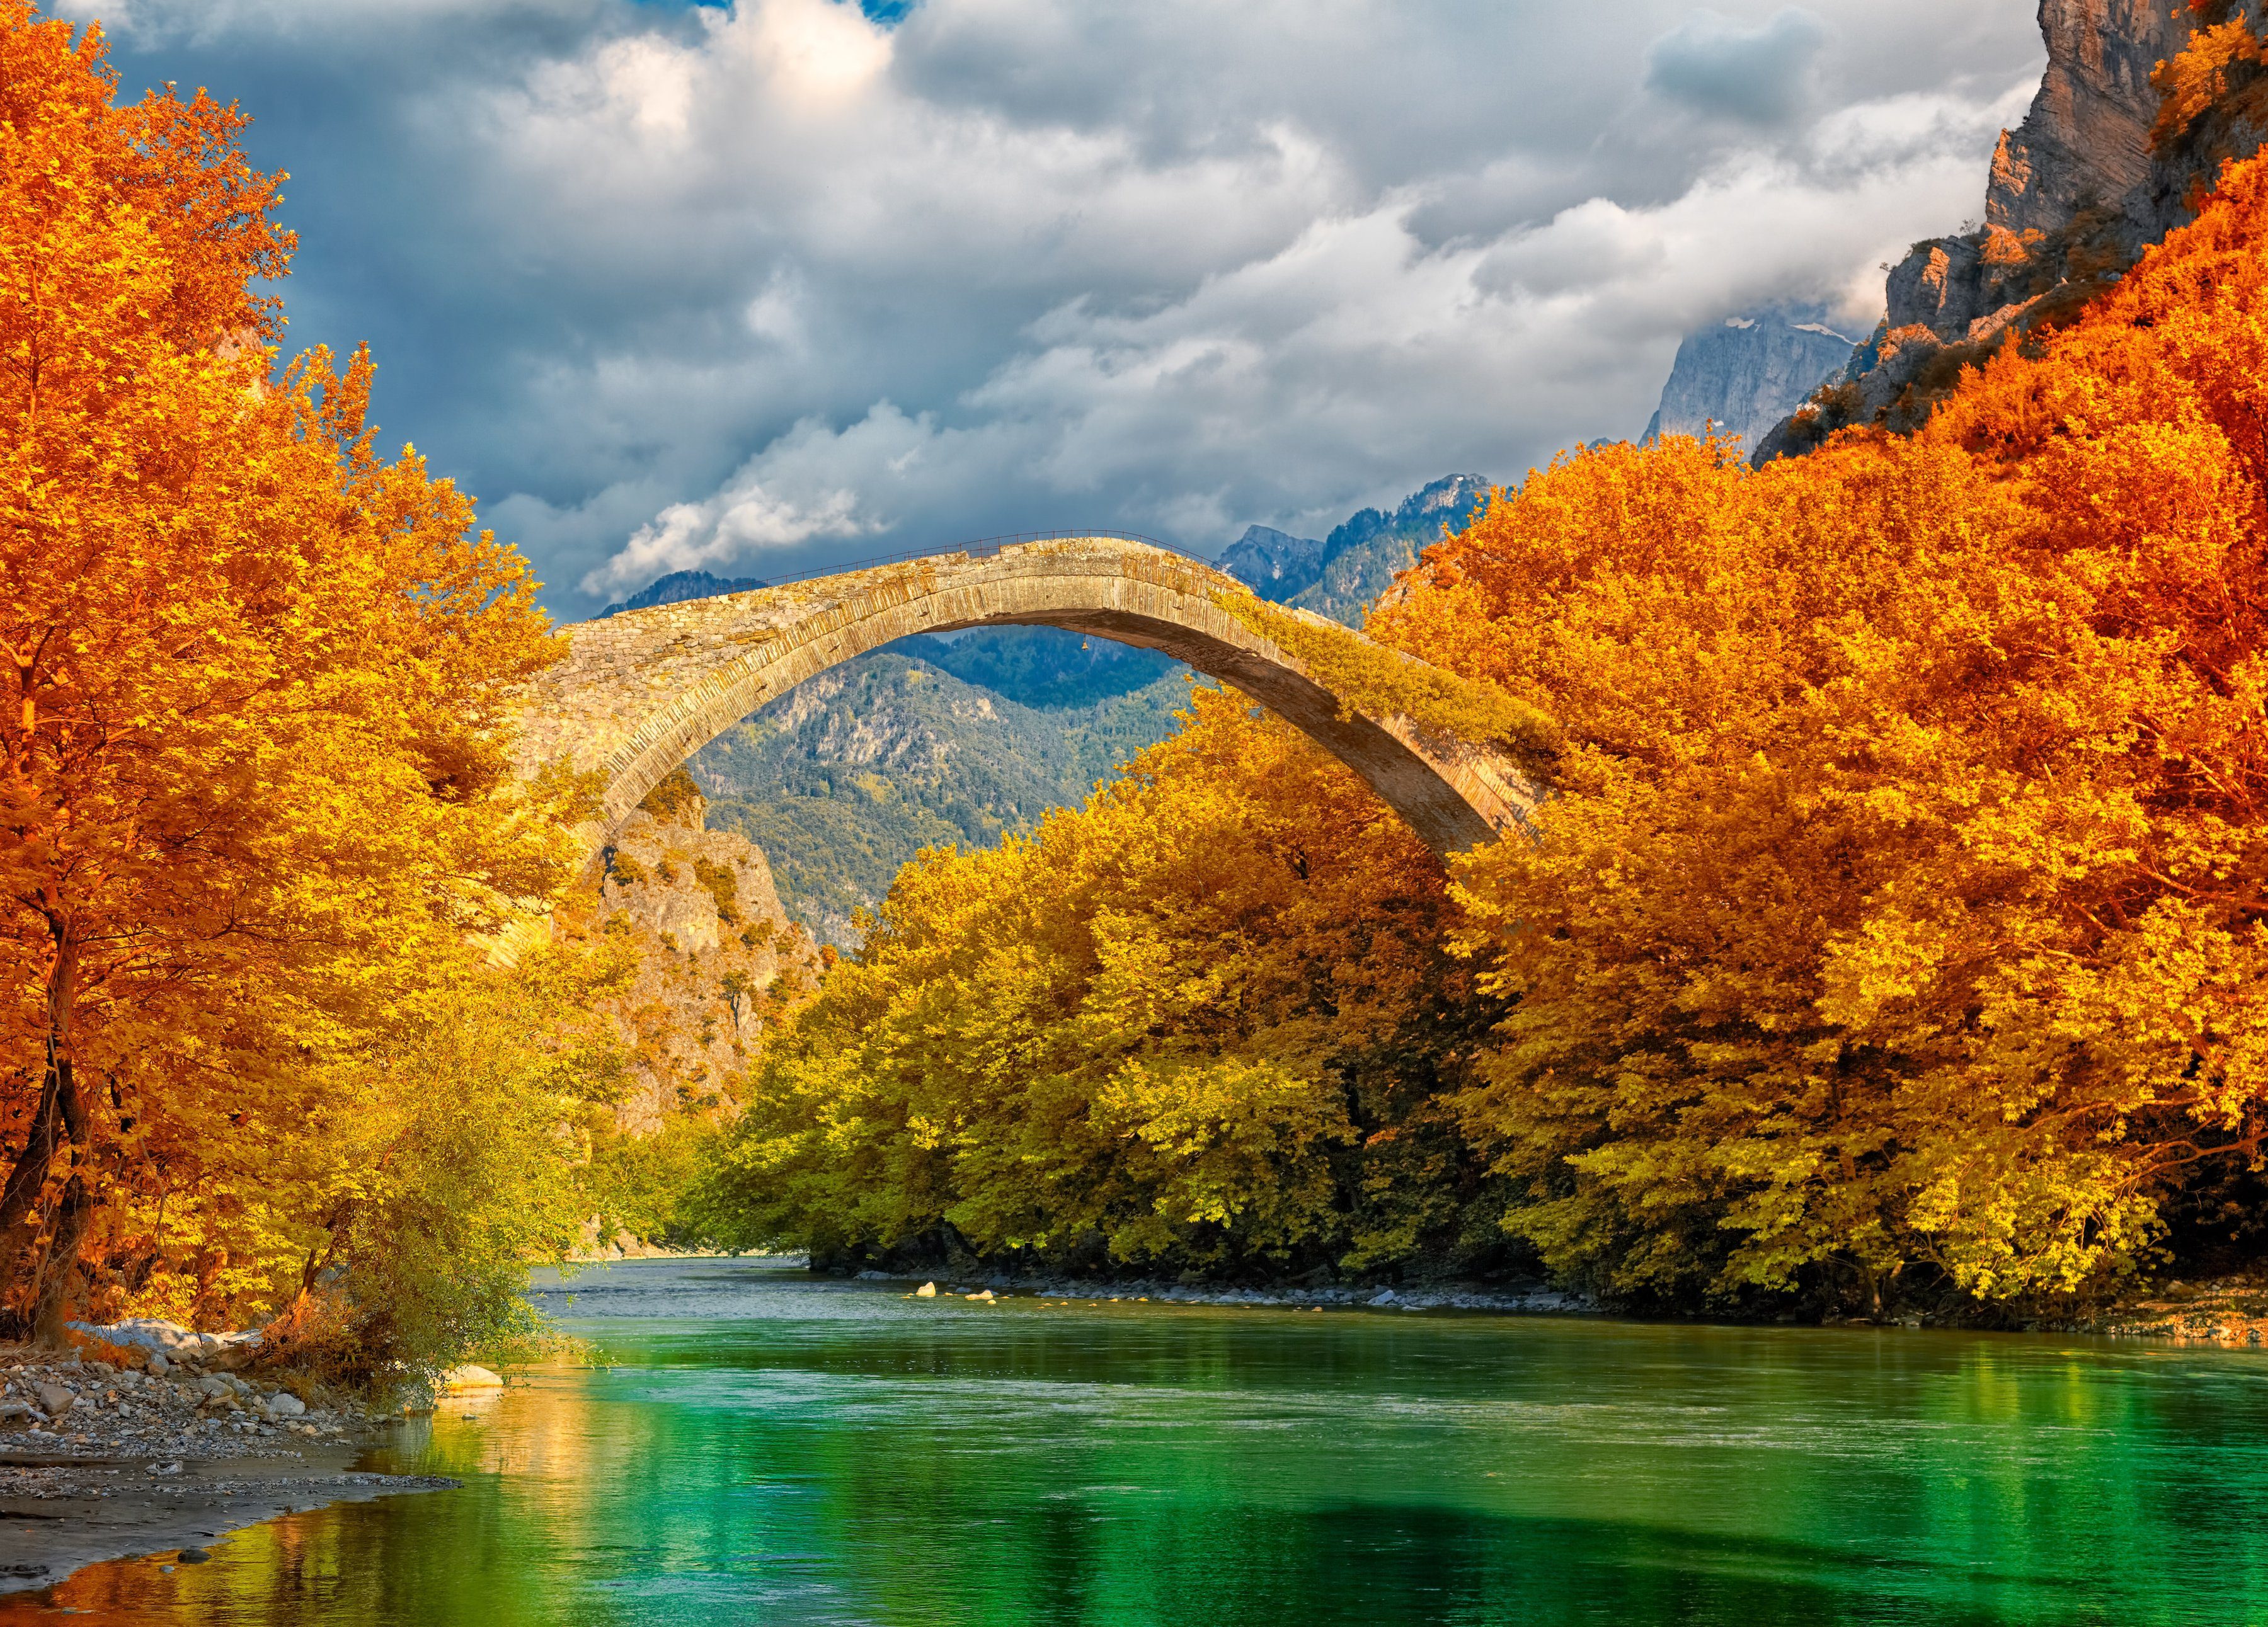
[9, 1260, 2268, 1625]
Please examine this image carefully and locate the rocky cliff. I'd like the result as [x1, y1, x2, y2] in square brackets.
[1641, 305, 1855, 455]
[1762, 0, 2268, 456]
[587, 772, 819, 1131]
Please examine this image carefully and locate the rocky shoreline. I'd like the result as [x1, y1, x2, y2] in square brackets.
[860, 1269, 1598, 1316]
[0, 1450, 457, 1594]
[0, 1334, 454, 1595]
[851, 1265, 2268, 1342]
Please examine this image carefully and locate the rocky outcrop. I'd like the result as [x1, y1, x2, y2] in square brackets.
[592, 775, 818, 1131]
[1218, 525, 1329, 601]
[1991, 0, 2187, 244]
[1641, 305, 1855, 455]
[1761, 0, 2268, 457]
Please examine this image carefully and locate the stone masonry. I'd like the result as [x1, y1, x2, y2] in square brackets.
[512, 537, 1537, 862]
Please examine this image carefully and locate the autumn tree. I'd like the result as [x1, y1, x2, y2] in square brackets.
[0, 4, 574, 1341]
[1365, 152, 2268, 1311]
[702, 687, 1510, 1278]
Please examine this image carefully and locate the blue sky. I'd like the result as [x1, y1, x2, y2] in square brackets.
[64, 1, 2042, 618]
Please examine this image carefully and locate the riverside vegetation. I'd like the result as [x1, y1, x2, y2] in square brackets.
[11, 0, 2268, 1414]
[0, 6, 704, 1388]
[703, 143, 2268, 1323]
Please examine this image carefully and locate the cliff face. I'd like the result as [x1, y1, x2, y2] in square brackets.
[1991, 0, 2184, 243]
[1762, 0, 2266, 456]
[1217, 525, 1329, 600]
[1641, 306, 1855, 455]
[591, 779, 818, 1132]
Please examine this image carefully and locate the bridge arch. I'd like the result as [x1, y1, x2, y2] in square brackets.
[513, 538, 1535, 863]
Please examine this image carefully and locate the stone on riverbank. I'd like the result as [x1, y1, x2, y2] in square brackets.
[66, 1317, 259, 1358]
[440, 1365, 504, 1393]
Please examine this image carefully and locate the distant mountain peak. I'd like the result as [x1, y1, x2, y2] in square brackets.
[1217, 474, 1492, 622]
[1217, 525, 1328, 600]
[1395, 473, 1491, 520]
[598, 568, 769, 619]
[1642, 303, 1855, 454]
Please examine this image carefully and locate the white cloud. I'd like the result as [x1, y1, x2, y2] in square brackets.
[79, 0, 2048, 615]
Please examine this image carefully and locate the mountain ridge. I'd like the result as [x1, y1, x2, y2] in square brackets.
[1641, 305, 1855, 457]
[598, 568, 769, 619]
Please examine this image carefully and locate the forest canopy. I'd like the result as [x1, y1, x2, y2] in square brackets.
[713, 149, 2268, 1316]
[0, 3, 620, 1374]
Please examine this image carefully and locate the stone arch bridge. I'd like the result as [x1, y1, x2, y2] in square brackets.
[513, 537, 1535, 864]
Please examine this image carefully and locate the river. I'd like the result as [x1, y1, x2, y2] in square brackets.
[4, 1257, 2266, 1624]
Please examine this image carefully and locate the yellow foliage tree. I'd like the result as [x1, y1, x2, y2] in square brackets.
[704, 688, 1509, 1277]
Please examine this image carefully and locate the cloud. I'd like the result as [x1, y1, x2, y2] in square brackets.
[73, 0, 2046, 617]
[578, 408, 905, 593]
[1645, 8, 1831, 126]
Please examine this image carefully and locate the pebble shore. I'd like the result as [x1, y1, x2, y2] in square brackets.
[0, 1335, 454, 1594]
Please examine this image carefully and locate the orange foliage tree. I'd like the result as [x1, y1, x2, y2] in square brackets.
[0, 5, 572, 1339]
[1368, 152, 2268, 1309]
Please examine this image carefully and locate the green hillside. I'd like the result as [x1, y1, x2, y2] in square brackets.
[692, 648, 1200, 942]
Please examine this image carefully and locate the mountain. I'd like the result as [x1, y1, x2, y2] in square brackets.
[900, 624, 1177, 708]
[1217, 525, 1328, 601]
[1269, 474, 1492, 625]
[598, 568, 768, 619]
[1641, 305, 1855, 456]
[692, 653, 1192, 944]
[1760, 0, 2266, 457]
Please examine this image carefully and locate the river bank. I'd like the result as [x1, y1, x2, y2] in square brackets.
[13, 1257, 2268, 1626]
[862, 1269, 1600, 1317]
[839, 1264, 2268, 1344]
[0, 1447, 456, 1594]
[0, 1341, 448, 1594]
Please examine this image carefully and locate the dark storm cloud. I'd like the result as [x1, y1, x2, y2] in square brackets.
[1644, 8, 1831, 126]
[62, 0, 2043, 617]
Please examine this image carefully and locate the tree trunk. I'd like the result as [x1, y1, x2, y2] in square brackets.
[30, 1173, 93, 1347]
[1, 928, 86, 1323]
[0, 1042, 70, 1307]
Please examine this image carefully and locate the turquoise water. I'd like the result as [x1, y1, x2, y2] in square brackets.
[10, 1257, 2268, 1624]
